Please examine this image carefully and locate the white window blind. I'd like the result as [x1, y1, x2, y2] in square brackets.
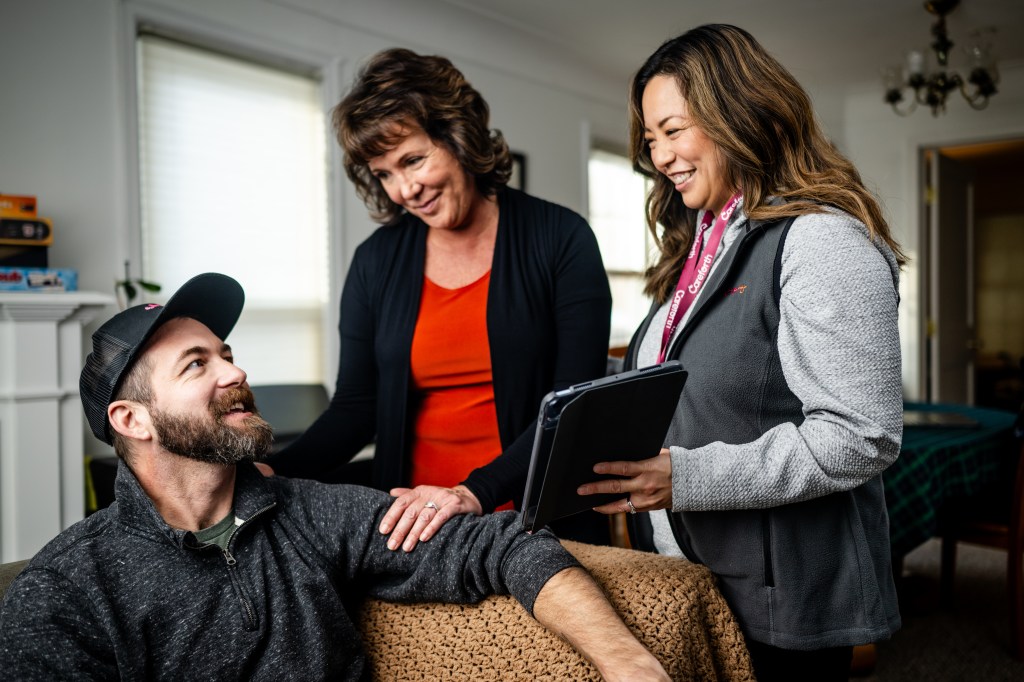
[588, 148, 652, 347]
[136, 35, 329, 385]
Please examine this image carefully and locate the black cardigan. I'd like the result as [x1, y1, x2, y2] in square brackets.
[269, 187, 611, 512]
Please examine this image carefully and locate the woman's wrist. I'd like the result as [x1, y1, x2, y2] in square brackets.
[452, 485, 484, 515]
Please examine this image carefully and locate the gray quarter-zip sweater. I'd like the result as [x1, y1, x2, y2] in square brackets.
[0, 461, 578, 680]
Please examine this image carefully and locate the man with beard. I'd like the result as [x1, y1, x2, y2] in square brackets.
[0, 273, 668, 681]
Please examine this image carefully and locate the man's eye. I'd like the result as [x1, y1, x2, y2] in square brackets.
[186, 359, 204, 370]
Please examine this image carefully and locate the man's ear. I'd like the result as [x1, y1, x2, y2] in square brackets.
[107, 400, 154, 443]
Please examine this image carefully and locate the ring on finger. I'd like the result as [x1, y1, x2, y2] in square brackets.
[626, 498, 637, 515]
[424, 501, 439, 511]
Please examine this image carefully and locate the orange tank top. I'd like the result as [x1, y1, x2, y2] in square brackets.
[409, 271, 513, 510]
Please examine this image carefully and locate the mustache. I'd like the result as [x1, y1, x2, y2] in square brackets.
[210, 386, 259, 419]
[150, 388, 274, 465]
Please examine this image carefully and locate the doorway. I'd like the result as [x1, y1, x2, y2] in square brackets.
[921, 138, 1024, 410]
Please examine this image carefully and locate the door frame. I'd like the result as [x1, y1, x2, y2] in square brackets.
[920, 149, 975, 403]
[916, 133, 1024, 402]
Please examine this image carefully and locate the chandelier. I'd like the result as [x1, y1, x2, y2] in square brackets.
[881, 0, 998, 116]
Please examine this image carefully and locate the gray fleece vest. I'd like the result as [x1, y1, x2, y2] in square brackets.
[630, 217, 899, 649]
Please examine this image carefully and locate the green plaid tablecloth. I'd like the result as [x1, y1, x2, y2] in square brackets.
[884, 402, 1016, 557]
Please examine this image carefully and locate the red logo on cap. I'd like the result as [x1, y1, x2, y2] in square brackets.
[145, 304, 161, 311]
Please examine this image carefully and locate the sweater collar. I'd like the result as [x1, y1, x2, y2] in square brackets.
[114, 459, 277, 548]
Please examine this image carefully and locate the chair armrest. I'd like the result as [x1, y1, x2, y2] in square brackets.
[0, 560, 30, 600]
[358, 540, 754, 681]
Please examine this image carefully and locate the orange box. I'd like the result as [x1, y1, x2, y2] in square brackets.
[0, 194, 37, 219]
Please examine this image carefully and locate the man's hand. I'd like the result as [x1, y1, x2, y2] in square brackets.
[577, 448, 673, 516]
[380, 484, 483, 551]
[533, 567, 670, 681]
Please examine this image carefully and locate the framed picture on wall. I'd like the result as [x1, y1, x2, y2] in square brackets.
[510, 152, 527, 192]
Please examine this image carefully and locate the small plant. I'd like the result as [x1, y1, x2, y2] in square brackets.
[115, 259, 161, 310]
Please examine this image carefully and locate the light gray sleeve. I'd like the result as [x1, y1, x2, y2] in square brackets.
[671, 211, 903, 510]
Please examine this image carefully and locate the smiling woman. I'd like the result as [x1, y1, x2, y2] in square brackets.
[574, 24, 908, 682]
[366, 126, 500, 290]
[265, 48, 613, 550]
[641, 76, 734, 216]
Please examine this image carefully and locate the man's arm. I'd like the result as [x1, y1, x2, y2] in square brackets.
[287, 480, 669, 679]
[533, 567, 670, 682]
[0, 568, 118, 679]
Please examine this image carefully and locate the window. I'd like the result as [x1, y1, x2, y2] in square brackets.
[587, 147, 653, 347]
[136, 35, 329, 384]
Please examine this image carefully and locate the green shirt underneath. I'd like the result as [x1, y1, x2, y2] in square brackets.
[193, 510, 240, 551]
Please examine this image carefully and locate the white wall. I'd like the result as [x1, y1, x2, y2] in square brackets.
[841, 62, 1024, 400]
[2, 1, 128, 302]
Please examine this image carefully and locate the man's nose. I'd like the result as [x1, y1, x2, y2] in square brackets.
[216, 358, 247, 388]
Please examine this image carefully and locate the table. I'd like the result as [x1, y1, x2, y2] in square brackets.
[884, 402, 1017, 558]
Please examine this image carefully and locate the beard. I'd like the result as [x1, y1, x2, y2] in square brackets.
[149, 387, 274, 465]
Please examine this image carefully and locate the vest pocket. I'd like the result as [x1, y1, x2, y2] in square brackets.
[667, 510, 698, 561]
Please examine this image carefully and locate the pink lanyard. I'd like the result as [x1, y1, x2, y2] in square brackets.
[657, 193, 742, 363]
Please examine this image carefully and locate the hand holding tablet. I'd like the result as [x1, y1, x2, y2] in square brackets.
[521, 361, 687, 532]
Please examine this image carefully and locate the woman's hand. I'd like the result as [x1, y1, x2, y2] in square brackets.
[576, 448, 673, 515]
[380, 484, 484, 551]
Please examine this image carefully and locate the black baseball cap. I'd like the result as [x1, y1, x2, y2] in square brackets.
[79, 273, 245, 444]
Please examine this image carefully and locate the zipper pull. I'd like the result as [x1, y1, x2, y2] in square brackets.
[222, 548, 237, 566]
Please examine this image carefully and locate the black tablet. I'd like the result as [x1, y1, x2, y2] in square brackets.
[521, 361, 687, 532]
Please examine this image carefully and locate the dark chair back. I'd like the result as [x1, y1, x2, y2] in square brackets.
[250, 384, 329, 454]
[1, 560, 29, 600]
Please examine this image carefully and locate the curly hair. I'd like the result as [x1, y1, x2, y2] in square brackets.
[629, 24, 907, 303]
[332, 48, 513, 223]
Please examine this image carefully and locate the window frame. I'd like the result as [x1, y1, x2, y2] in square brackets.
[586, 140, 654, 348]
[120, 5, 347, 388]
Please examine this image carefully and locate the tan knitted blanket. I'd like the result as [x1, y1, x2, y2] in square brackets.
[358, 540, 755, 681]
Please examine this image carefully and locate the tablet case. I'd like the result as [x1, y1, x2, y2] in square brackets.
[521, 361, 687, 532]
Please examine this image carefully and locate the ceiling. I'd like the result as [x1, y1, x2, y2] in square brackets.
[439, 0, 1024, 95]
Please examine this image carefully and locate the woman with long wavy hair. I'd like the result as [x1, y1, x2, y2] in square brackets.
[579, 24, 905, 680]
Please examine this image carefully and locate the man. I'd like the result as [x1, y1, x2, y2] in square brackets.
[0, 273, 667, 681]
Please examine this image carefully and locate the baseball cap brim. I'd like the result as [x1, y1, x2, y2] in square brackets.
[149, 272, 245, 347]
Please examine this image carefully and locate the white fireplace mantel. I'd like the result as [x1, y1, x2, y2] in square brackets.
[0, 291, 114, 562]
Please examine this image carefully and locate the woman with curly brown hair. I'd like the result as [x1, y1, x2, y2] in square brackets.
[265, 48, 612, 548]
[578, 25, 904, 680]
